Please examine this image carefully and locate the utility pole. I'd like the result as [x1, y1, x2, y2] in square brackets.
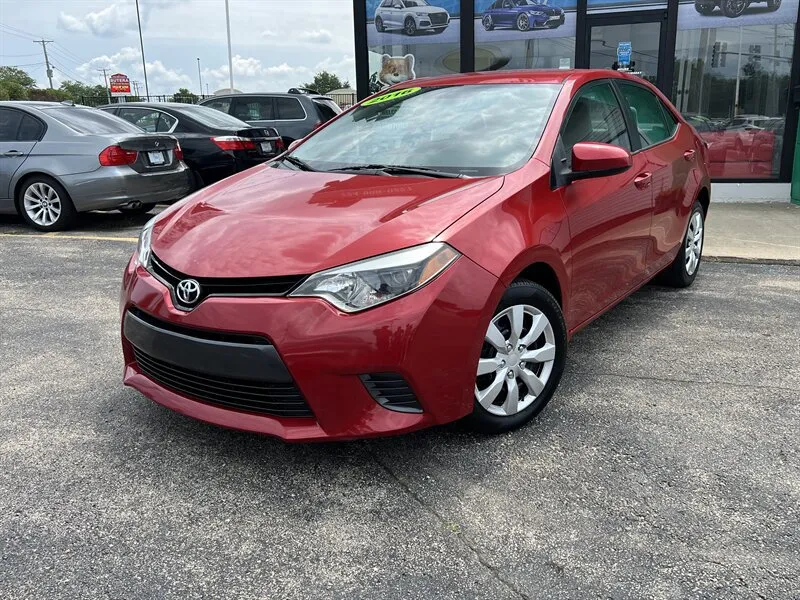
[197, 57, 203, 97]
[34, 39, 54, 89]
[225, 0, 234, 91]
[132, 80, 141, 98]
[135, 0, 150, 99]
[98, 68, 111, 103]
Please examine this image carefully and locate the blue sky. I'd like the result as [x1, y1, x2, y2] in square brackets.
[0, 0, 357, 94]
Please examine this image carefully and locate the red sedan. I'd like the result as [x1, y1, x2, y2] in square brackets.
[120, 70, 710, 441]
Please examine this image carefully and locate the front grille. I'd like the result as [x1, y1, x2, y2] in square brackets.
[133, 347, 314, 418]
[360, 373, 422, 413]
[150, 253, 307, 308]
[429, 13, 447, 25]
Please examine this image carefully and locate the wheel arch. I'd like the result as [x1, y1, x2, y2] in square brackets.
[497, 247, 569, 318]
[13, 170, 70, 205]
[695, 186, 710, 216]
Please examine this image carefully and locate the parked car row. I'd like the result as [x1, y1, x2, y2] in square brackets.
[0, 89, 342, 231]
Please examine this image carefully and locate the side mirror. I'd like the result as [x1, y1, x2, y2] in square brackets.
[288, 139, 302, 153]
[567, 142, 632, 183]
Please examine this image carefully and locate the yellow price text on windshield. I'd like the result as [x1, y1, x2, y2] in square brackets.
[362, 87, 422, 106]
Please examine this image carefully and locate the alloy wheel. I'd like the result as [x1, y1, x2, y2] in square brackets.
[725, 0, 747, 13]
[405, 19, 416, 35]
[685, 210, 704, 276]
[517, 14, 530, 31]
[475, 304, 556, 417]
[23, 182, 62, 227]
[483, 15, 493, 30]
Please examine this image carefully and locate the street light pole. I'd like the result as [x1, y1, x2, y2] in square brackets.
[135, 0, 150, 99]
[197, 57, 203, 97]
[225, 0, 234, 91]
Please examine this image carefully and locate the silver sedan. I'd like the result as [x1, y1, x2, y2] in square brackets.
[0, 101, 191, 231]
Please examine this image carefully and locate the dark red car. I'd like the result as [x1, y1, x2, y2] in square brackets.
[120, 70, 710, 441]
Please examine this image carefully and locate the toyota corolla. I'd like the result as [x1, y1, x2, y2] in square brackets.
[120, 70, 710, 441]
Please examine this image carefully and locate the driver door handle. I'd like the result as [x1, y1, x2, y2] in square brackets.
[684, 149, 696, 161]
[634, 172, 652, 189]
[2, 150, 23, 157]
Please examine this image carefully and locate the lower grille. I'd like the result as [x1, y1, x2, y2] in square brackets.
[429, 13, 447, 25]
[133, 347, 313, 418]
[360, 373, 422, 413]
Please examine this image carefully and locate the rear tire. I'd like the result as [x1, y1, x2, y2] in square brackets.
[482, 15, 494, 30]
[655, 201, 705, 288]
[17, 175, 77, 232]
[375, 16, 385, 32]
[467, 281, 567, 434]
[118, 203, 156, 216]
[694, 1, 716, 14]
[404, 17, 417, 36]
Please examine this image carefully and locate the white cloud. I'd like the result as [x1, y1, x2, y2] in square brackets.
[261, 30, 277, 38]
[57, 12, 89, 33]
[57, 0, 188, 37]
[71, 46, 192, 94]
[298, 29, 334, 45]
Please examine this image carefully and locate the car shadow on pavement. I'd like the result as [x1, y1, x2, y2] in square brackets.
[0, 207, 162, 235]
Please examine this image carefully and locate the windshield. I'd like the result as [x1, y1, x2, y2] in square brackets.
[43, 107, 143, 135]
[515, 0, 543, 5]
[177, 105, 250, 129]
[291, 84, 560, 176]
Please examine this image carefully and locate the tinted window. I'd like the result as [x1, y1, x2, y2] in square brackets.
[231, 98, 273, 121]
[203, 98, 232, 113]
[313, 100, 338, 122]
[562, 82, 630, 157]
[18, 115, 45, 141]
[178, 105, 251, 128]
[617, 83, 672, 148]
[275, 97, 305, 120]
[156, 112, 177, 132]
[0, 108, 23, 141]
[117, 108, 178, 133]
[292, 84, 560, 176]
[381, 0, 392, 5]
[42, 107, 142, 134]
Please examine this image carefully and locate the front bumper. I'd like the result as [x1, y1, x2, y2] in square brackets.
[120, 253, 502, 441]
[63, 163, 192, 212]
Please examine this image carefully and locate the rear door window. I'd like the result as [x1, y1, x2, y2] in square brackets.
[275, 97, 306, 120]
[231, 98, 274, 121]
[617, 83, 674, 148]
[0, 108, 23, 141]
[203, 98, 232, 114]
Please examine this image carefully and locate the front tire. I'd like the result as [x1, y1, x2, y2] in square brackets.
[516, 13, 531, 31]
[656, 201, 705, 288]
[722, 0, 747, 17]
[17, 176, 77, 232]
[467, 281, 567, 434]
[695, 1, 716, 14]
[404, 17, 417, 36]
[375, 16, 385, 32]
[482, 15, 494, 30]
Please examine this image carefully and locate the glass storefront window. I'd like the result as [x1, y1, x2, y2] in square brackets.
[673, 24, 795, 179]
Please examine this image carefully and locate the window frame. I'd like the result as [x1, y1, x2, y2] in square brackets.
[116, 107, 179, 134]
[611, 79, 680, 153]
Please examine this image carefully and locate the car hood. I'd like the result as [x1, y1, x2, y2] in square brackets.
[524, 5, 562, 14]
[151, 165, 504, 278]
[412, 6, 449, 14]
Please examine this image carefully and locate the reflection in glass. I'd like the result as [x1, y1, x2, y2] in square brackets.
[673, 24, 794, 179]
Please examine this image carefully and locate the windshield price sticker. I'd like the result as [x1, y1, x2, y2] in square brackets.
[362, 87, 422, 106]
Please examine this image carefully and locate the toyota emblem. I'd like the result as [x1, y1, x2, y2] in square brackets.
[176, 278, 201, 306]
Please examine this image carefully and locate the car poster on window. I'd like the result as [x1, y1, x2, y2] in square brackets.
[586, 0, 666, 13]
[676, 0, 798, 30]
[367, 0, 460, 45]
[475, 0, 576, 42]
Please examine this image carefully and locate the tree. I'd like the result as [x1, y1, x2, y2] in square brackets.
[59, 80, 109, 102]
[0, 66, 36, 89]
[301, 71, 350, 95]
[171, 87, 198, 103]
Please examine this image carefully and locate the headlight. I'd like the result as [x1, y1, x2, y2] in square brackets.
[290, 243, 460, 313]
[529, 10, 546, 15]
[135, 216, 156, 269]
[415, 11, 428, 16]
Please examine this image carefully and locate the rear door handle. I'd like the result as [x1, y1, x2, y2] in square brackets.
[2, 150, 23, 157]
[634, 172, 652, 189]
[684, 149, 696, 161]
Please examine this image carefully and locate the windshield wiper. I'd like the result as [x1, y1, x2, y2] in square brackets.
[328, 164, 465, 178]
[282, 155, 316, 171]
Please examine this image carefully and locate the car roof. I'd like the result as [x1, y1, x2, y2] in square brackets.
[0, 101, 89, 109]
[382, 69, 644, 88]
[97, 102, 201, 109]
[200, 92, 329, 101]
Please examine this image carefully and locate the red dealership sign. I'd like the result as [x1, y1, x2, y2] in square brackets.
[109, 73, 131, 97]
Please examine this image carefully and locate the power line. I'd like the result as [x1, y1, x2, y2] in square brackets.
[0, 52, 41, 58]
[98, 68, 112, 103]
[1, 62, 46, 68]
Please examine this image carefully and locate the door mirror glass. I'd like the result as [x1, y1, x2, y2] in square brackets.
[568, 142, 632, 182]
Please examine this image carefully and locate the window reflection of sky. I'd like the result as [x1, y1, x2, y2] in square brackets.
[294, 84, 561, 176]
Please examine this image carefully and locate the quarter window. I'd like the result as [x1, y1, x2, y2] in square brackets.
[275, 97, 306, 120]
[562, 82, 631, 162]
[617, 83, 673, 148]
[17, 115, 45, 141]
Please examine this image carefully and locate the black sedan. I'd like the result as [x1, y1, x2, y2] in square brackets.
[99, 103, 283, 188]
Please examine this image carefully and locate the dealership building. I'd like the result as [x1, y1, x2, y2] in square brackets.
[353, 0, 799, 199]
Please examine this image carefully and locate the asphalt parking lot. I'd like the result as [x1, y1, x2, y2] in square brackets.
[1, 211, 799, 599]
